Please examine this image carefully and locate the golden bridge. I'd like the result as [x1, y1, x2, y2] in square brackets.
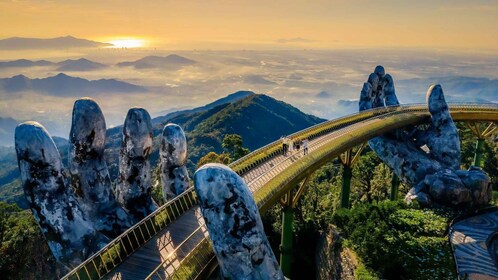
[62, 103, 498, 280]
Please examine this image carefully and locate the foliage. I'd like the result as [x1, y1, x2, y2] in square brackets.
[263, 144, 460, 279]
[351, 150, 391, 204]
[197, 134, 249, 168]
[151, 166, 165, 206]
[332, 201, 457, 280]
[222, 134, 250, 160]
[196, 151, 231, 168]
[458, 122, 498, 188]
[0, 202, 58, 279]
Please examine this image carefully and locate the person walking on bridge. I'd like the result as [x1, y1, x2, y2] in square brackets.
[281, 136, 288, 156]
[303, 138, 309, 155]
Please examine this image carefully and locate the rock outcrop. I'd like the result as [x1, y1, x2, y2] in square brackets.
[160, 124, 189, 202]
[360, 66, 492, 208]
[68, 98, 132, 237]
[15, 122, 108, 267]
[116, 108, 157, 221]
[194, 163, 284, 280]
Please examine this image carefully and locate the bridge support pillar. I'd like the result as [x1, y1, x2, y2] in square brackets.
[473, 138, 485, 167]
[466, 122, 498, 167]
[280, 205, 293, 277]
[278, 176, 310, 278]
[390, 173, 400, 201]
[338, 143, 366, 209]
[341, 165, 352, 208]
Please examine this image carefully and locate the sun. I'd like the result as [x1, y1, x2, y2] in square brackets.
[108, 39, 145, 48]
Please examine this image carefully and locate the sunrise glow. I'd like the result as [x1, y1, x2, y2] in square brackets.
[108, 39, 145, 48]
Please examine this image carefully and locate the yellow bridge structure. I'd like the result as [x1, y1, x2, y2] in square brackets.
[61, 103, 498, 280]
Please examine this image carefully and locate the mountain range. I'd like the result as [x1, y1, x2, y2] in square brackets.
[0, 58, 107, 71]
[0, 91, 324, 208]
[396, 76, 498, 103]
[0, 36, 112, 50]
[117, 55, 196, 69]
[0, 73, 147, 96]
[0, 55, 195, 71]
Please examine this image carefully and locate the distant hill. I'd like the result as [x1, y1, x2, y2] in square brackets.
[56, 58, 107, 71]
[117, 54, 195, 69]
[397, 76, 498, 103]
[0, 59, 55, 68]
[0, 36, 112, 50]
[0, 73, 147, 96]
[0, 58, 107, 71]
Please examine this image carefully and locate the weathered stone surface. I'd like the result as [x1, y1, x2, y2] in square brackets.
[68, 98, 132, 236]
[424, 85, 461, 170]
[116, 108, 157, 221]
[360, 66, 491, 209]
[456, 167, 492, 207]
[368, 136, 442, 186]
[161, 166, 190, 200]
[194, 164, 284, 280]
[425, 169, 471, 207]
[383, 74, 398, 106]
[15, 122, 108, 267]
[160, 124, 189, 201]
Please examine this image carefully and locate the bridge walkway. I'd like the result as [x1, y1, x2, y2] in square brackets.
[449, 209, 498, 280]
[106, 121, 347, 279]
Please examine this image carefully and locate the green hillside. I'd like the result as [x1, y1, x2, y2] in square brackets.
[175, 94, 325, 167]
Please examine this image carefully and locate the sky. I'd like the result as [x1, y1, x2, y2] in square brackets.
[1, 1, 498, 146]
[1, 0, 498, 51]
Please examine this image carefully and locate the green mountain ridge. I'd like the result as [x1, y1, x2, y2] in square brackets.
[182, 94, 324, 164]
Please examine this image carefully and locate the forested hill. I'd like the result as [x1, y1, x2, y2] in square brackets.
[178, 94, 325, 164]
[105, 93, 325, 176]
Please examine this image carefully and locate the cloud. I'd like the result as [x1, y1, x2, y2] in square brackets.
[276, 37, 315, 44]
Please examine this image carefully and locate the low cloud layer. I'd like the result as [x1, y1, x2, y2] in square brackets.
[1, 49, 498, 145]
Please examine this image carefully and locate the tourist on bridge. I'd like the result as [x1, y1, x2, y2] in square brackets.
[281, 136, 288, 156]
[295, 139, 301, 151]
[303, 138, 309, 155]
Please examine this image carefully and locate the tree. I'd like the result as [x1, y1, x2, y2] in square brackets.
[352, 150, 383, 203]
[222, 134, 250, 161]
[0, 202, 58, 279]
[197, 152, 231, 168]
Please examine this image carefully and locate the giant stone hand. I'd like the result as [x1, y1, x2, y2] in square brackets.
[360, 66, 491, 208]
[15, 98, 190, 267]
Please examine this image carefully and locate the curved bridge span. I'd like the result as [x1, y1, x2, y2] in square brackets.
[62, 103, 498, 280]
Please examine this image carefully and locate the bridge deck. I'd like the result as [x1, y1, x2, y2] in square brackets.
[449, 210, 498, 280]
[106, 135, 325, 279]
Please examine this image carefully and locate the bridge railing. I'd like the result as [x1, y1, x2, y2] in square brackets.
[230, 105, 400, 175]
[61, 189, 198, 280]
[145, 223, 214, 280]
